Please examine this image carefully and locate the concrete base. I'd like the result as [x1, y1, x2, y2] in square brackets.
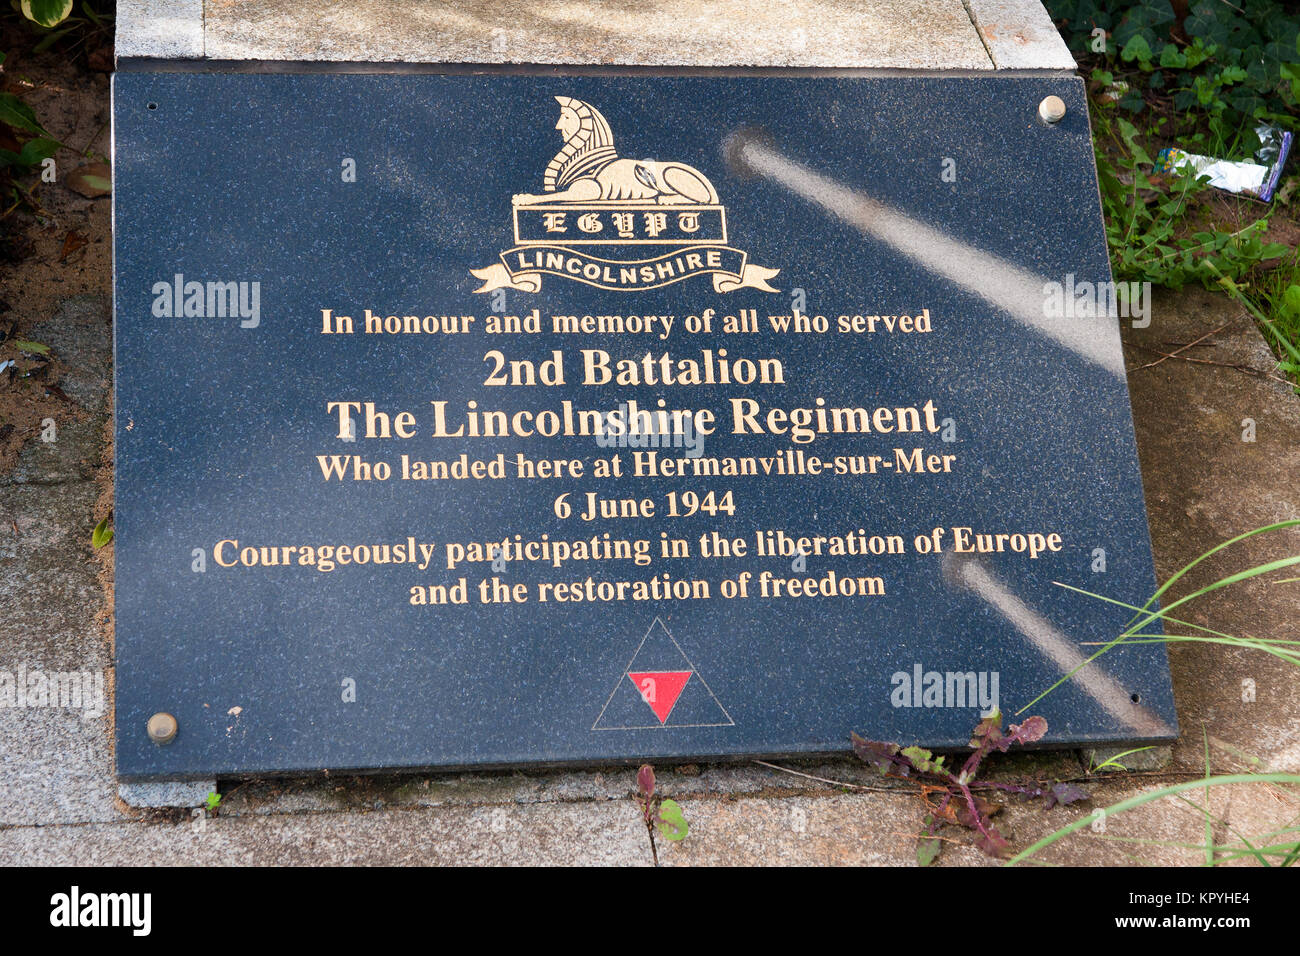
[118, 780, 217, 809]
[116, 0, 1076, 71]
[1082, 746, 1174, 773]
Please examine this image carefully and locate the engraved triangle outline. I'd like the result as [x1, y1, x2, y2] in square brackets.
[591, 616, 735, 731]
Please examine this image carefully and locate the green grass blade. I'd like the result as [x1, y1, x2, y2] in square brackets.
[1006, 774, 1300, 866]
[1123, 520, 1300, 628]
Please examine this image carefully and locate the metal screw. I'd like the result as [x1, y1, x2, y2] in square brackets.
[147, 712, 178, 745]
[1038, 95, 1067, 125]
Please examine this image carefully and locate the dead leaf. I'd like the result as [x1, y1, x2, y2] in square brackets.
[66, 162, 111, 198]
[60, 230, 88, 261]
[87, 43, 114, 73]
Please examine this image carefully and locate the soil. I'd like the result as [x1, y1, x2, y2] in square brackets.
[0, 18, 117, 662]
[0, 20, 113, 475]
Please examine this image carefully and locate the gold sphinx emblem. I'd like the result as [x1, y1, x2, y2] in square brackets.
[472, 96, 779, 294]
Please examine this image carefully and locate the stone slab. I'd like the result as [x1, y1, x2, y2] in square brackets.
[118, 780, 216, 808]
[966, 0, 1078, 70]
[655, 792, 920, 865]
[0, 482, 118, 826]
[0, 799, 649, 865]
[1122, 286, 1300, 776]
[113, 1, 1088, 72]
[1, 295, 111, 487]
[2, 418, 105, 486]
[112, 72, 1174, 781]
[115, 0, 204, 60]
[197, 0, 995, 69]
[29, 295, 112, 415]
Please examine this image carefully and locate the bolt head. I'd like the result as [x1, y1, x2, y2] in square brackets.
[1039, 95, 1067, 125]
[147, 712, 178, 745]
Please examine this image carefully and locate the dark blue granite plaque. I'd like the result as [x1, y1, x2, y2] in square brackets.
[113, 73, 1177, 780]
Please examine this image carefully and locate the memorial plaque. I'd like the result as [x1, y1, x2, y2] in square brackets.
[113, 73, 1177, 780]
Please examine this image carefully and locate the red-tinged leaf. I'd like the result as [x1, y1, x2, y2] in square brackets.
[851, 732, 901, 773]
[953, 794, 1002, 828]
[969, 712, 1005, 750]
[1008, 716, 1048, 745]
[976, 829, 1013, 859]
[66, 162, 111, 198]
[1044, 782, 1090, 810]
[636, 764, 655, 798]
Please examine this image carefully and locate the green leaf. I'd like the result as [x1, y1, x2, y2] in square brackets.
[1121, 34, 1153, 67]
[901, 745, 946, 775]
[20, 0, 75, 28]
[13, 339, 50, 354]
[656, 799, 688, 841]
[1281, 285, 1300, 321]
[92, 517, 113, 549]
[1184, 40, 1211, 69]
[205, 791, 221, 811]
[0, 137, 60, 169]
[0, 93, 48, 136]
[1159, 44, 1186, 68]
[916, 835, 942, 867]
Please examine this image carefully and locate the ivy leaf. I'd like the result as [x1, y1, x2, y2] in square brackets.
[1159, 44, 1186, 68]
[656, 799, 688, 841]
[1120, 34, 1153, 68]
[1184, 38, 1212, 69]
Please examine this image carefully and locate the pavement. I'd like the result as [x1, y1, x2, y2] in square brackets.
[2, 282, 1297, 866]
[1, 0, 1295, 866]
